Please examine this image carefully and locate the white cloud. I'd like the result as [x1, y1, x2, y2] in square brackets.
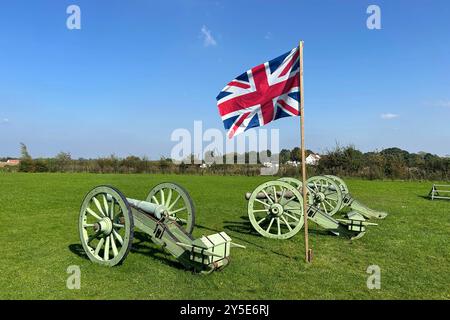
[425, 100, 450, 108]
[200, 25, 217, 47]
[0, 118, 9, 124]
[264, 32, 272, 40]
[380, 113, 399, 120]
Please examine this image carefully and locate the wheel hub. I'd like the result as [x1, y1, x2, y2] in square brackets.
[94, 217, 113, 235]
[269, 203, 284, 217]
[314, 192, 326, 202]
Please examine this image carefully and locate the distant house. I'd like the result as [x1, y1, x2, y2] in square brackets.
[286, 160, 299, 167]
[262, 162, 279, 168]
[285, 154, 321, 166]
[306, 154, 321, 166]
[0, 159, 20, 167]
[6, 159, 20, 166]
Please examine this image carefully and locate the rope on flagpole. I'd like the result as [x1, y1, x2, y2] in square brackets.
[299, 40, 312, 263]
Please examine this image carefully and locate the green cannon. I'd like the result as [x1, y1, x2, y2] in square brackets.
[279, 175, 388, 219]
[245, 177, 379, 240]
[79, 182, 244, 273]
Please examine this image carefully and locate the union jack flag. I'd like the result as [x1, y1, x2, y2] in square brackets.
[216, 47, 301, 139]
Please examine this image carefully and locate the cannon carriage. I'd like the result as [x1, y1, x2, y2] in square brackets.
[245, 175, 386, 240]
[79, 182, 244, 273]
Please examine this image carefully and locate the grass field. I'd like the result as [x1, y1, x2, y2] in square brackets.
[0, 173, 448, 299]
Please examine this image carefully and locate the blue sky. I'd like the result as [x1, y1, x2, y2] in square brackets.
[0, 0, 449, 158]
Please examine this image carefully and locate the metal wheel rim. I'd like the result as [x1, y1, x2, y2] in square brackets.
[248, 181, 304, 239]
[278, 177, 302, 189]
[325, 175, 349, 194]
[278, 177, 316, 205]
[79, 186, 134, 266]
[306, 176, 343, 216]
[146, 182, 195, 235]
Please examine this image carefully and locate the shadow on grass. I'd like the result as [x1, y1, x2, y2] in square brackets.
[196, 216, 299, 259]
[223, 217, 260, 237]
[69, 243, 89, 260]
[68, 233, 186, 271]
[130, 231, 186, 271]
[223, 215, 331, 238]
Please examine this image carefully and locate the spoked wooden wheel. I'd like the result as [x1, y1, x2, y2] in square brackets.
[278, 177, 302, 189]
[146, 182, 195, 235]
[248, 181, 304, 239]
[79, 186, 134, 266]
[306, 176, 343, 216]
[325, 175, 349, 194]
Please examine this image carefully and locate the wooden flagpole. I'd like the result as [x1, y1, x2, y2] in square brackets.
[299, 40, 311, 263]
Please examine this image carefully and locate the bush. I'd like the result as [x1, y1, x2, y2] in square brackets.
[18, 159, 34, 172]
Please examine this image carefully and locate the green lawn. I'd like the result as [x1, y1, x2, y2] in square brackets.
[0, 173, 448, 299]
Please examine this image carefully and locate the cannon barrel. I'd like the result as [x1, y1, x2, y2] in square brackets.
[107, 194, 168, 219]
[126, 198, 168, 219]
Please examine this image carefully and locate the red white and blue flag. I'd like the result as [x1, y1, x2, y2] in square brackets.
[216, 47, 301, 139]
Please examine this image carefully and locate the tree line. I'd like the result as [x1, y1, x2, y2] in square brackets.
[1, 143, 449, 180]
[314, 145, 449, 180]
